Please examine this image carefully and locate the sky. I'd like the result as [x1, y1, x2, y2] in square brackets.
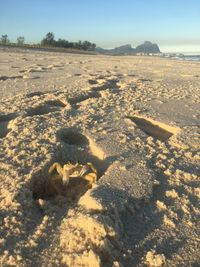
[0, 0, 200, 53]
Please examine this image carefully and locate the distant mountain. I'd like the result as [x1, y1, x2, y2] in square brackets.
[135, 41, 160, 53]
[96, 44, 135, 55]
[95, 47, 108, 53]
[111, 44, 135, 54]
[96, 41, 160, 55]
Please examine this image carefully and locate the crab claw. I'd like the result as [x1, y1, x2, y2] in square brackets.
[79, 165, 90, 176]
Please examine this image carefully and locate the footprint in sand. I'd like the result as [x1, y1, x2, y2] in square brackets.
[25, 99, 67, 117]
[88, 79, 99, 85]
[0, 75, 23, 81]
[126, 115, 180, 141]
[138, 78, 153, 82]
[0, 113, 18, 138]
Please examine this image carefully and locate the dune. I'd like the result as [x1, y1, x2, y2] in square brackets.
[0, 48, 199, 267]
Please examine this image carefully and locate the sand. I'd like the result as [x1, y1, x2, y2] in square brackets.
[0, 48, 199, 267]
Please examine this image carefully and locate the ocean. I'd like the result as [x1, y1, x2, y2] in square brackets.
[162, 52, 200, 62]
[175, 53, 200, 62]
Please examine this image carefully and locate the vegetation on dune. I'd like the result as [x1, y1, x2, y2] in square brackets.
[41, 32, 96, 50]
[17, 36, 25, 46]
[1, 34, 9, 45]
[0, 32, 96, 51]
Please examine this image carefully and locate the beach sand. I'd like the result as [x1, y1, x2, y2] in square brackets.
[0, 49, 199, 266]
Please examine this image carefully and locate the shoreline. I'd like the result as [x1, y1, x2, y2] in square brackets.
[1, 45, 200, 64]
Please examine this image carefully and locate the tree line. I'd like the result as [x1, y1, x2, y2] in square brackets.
[0, 34, 23, 45]
[41, 32, 96, 50]
[0, 32, 96, 51]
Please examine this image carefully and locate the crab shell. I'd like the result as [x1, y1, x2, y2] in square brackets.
[45, 162, 97, 197]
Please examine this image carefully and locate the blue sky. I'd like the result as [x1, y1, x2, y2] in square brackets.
[0, 0, 200, 52]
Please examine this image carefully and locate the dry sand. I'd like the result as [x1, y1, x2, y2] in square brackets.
[0, 49, 199, 267]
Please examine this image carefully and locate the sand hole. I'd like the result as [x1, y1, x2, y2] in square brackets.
[127, 115, 180, 141]
[58, 129, 89, 146]
[32, 130, 108, 200]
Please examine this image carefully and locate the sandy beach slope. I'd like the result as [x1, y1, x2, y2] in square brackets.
[0, 49, 199, 266]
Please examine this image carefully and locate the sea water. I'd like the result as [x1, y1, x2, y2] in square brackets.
[162, 52, 200, 62]
[178, 52, 200, 62]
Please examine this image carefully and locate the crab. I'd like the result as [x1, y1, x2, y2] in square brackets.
[45, 161, 97, 197]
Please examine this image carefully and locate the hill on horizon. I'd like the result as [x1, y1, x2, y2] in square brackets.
[96, 41, 161, 55]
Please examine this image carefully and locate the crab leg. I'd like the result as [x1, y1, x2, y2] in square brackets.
[48, 162, 63, 176]
[83, 172, 97, 184]
[86, 162, 97, 175]
[46, 162, 66, 196]
[48, 162, 70, 186]
[62, 163, 79, 185]
[81, 162, 97, 184]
